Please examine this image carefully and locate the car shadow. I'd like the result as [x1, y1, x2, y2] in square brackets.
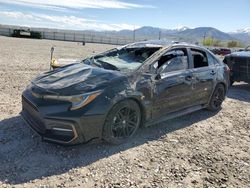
[227, 83, 250, 103]
[0, 108, 219, 185]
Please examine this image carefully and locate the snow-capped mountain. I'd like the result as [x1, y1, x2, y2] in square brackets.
[231, 27, 250, 34]
[107, 26, 241, 43]
[115, 26, 190, 37]
[172, 26, 189, 32]
[229, 27, 250, 43]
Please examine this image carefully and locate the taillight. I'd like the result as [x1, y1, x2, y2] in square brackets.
[224, 65, 230, 72]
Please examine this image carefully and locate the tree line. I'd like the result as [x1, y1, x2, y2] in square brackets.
[202, 37, 245, 48]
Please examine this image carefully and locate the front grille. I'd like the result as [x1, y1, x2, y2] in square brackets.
[22, 95, 46, 134]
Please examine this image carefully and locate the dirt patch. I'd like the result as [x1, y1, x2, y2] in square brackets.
[0, 36, 249, 188]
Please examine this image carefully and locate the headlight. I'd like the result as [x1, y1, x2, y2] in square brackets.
[69, 91, 101, 110]
[41, 91, 102, 110]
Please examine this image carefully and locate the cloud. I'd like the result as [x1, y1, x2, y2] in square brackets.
[0, 11, 34, 19]
[0, 0, 154, 10]
[0, 11, 140, 31]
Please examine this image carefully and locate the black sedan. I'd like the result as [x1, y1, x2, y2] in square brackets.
[21, 41, 230, 145]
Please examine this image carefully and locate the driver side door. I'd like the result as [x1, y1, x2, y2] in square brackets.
[151, 48, 195, 119]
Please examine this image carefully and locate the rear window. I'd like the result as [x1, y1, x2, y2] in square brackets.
[207, 52, 220, 65]
[191, 49, 209, 68]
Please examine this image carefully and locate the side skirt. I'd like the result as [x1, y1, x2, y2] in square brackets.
[145, 105, 205, 127]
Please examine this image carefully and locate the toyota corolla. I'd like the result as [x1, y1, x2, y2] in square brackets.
[21, 41, 229, 145]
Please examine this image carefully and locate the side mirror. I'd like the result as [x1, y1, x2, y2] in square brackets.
[148, 63, 157, 74]
[148, 62, 162, 80]
[155, 74, 161, 80]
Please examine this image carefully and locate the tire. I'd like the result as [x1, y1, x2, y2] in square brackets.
[207, 84, 225, 111]
[102, 100, 141, 145]
[230, 78, 234, 86]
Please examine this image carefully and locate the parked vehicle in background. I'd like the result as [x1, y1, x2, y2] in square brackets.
[21, 41, 230, 145]
[210, 48, 220, 55]
[12, 29, 42, 39]
[211, 48, 231, 56]
[223, 45, 250, 85]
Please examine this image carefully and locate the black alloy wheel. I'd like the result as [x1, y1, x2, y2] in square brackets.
[207, 84, 225, 111]
[103, 100, 141, 144]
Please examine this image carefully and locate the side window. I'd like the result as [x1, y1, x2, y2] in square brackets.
[207, 52, 220, 66]
[191, 49, 209, 68]
[156, 49, 188, 73]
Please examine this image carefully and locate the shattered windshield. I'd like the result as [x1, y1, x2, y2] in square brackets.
[83, 47, 160, 72]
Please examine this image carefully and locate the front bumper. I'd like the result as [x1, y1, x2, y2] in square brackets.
[21, 90, 108, 145]
[21, 95, 81, 145]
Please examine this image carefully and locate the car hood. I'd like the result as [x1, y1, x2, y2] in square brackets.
[229, 51, 250, 58]
[31, 63, 124, 95]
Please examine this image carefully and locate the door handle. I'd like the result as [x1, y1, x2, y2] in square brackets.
[210, 70, 216, 75]
[185, 75, 193, 81]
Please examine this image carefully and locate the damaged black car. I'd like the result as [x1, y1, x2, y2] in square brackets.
[21, 41, 230, 145]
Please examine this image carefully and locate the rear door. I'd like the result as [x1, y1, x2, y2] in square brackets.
[188, 48, 216, 105]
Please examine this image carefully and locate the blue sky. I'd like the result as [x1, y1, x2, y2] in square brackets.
[0, 0, 249, 32]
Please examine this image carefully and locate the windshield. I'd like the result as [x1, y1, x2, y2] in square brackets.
[83, 47, 160, 72]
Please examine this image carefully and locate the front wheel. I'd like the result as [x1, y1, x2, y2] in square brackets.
[102, 100, 141, 145]
[207, 84, 225, 111]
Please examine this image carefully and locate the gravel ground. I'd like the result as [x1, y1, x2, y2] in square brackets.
[0, 36, 249, 188]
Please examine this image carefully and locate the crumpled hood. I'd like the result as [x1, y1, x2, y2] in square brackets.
[31, 63, 124, 95]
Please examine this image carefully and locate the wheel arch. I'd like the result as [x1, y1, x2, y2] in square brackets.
[101, 97, 145, 143]
[216, 82, 227, 93]
[207, 81, 227, 108]
[126, 97, 146, 127]
[104, 96, 147, 130]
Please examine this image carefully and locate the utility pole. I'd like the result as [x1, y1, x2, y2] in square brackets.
[159, 30, 161, 40]
[133, 26, 135, 42]
[203, 32, 206, 45]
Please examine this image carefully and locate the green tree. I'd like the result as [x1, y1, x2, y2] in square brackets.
[213, 39, 222, 47]
[228, 41, 245, 48]
[227, 41, 238, 48]
[203, 37, 213, 46]
[203, 37, 222, 47]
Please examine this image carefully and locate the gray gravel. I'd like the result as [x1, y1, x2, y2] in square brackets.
[0, 36, 249, 188]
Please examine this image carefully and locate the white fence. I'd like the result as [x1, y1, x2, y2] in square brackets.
[0, 25, 147, 45]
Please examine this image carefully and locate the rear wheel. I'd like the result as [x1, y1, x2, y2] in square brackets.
[102, 100, 141, 144]
[230, 77, 234, 86]
[207, 84, 225, 111]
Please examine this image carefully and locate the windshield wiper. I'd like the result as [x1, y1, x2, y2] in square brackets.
[92, 60, 103, 68]
[96, 59, 120, 71]
[84, 57, 103, 68]
[84, 56, 119, 71]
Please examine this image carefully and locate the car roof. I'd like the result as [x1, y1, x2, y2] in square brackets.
[123, 40, 177, 48]
[123, 40, 208, 51]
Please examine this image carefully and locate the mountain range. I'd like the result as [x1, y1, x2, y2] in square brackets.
[108, 26, 250, 45]
[229, 28, 250, 44]
[1, 24, 250, 45]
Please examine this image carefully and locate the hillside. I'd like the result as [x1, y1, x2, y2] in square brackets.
[178, 27, 234, 41]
